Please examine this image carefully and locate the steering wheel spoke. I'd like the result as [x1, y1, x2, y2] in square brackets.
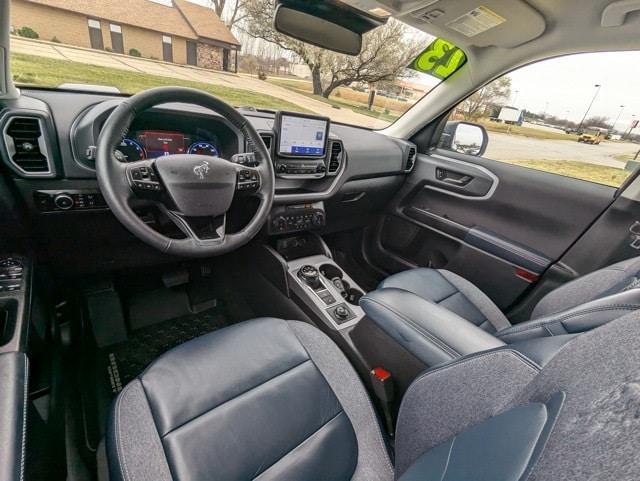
[165, 209, 226, 243]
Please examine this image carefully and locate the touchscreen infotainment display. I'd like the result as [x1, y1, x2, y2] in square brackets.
[278, 114, 328, 156]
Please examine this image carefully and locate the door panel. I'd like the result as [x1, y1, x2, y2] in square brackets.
[371, 149, 615, 309]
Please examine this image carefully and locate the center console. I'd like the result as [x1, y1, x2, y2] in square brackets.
[287, 255, 365, 330]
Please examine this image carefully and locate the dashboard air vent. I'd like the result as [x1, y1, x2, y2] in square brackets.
[405, 146, 417, 172]
[3, 116, 52, 175]
[245, 131, 273, 161]
[259, 132, 273, 154]
[328, 141, 343, 174]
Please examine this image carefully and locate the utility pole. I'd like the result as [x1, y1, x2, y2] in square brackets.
[577, 84, 602, 131]
[624, 115, 637, 140]
[611, 105, 624, 132]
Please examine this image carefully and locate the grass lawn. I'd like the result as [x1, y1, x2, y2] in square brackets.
[266, 78, 400, 124]
[11, 53, 309, 112]
[503, 159, 630, 187]
[478, 119, 579, 141]
[614, 152, 640, 162]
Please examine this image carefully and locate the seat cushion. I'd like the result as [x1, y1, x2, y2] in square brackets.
[378, 268, 510, 332]
[107, 318, 393, 481]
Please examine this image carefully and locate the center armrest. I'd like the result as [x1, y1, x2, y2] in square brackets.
[360, 288, 504, 367]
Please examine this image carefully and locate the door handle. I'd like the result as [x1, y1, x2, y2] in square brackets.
[435, 167, 473, 186]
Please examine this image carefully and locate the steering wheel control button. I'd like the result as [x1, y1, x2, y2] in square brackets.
[329, 303, 356, 324]
[298, 265, 322, 290]
[129, 166, 163, 193]
[236, 169, 260, 192]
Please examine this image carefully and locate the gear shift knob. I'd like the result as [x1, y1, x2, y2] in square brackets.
[298, 265, 321, 289]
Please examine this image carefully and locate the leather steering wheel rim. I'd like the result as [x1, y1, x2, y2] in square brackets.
[95, 86, 275, 257]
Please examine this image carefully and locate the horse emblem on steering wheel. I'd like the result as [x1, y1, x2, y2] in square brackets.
[193, 161, 210, 180]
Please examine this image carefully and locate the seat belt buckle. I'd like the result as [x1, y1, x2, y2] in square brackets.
[370, 367, 395, 437]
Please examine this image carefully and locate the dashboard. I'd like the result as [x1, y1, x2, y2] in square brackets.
[0, 88, 415, 273]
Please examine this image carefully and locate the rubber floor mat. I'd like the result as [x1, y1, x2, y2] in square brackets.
[103, 310, 227, 395]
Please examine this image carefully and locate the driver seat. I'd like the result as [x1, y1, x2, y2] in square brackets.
[107, 315, 640, 480]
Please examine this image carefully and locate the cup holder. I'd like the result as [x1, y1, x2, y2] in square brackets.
[319, 264, 364, 306]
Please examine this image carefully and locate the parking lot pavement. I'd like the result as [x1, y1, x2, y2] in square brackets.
[11, 37, 387, 128]
[486, 131, 638, 167]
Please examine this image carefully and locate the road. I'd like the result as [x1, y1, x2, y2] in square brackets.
[10, 36, 388, 128]
[486, 131, 638, 168]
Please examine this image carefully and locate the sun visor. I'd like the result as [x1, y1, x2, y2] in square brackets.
[406, 1, 545, 48]
[342, 0, 541, 49]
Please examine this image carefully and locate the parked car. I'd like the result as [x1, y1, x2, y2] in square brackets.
[578, 127, 607, 144]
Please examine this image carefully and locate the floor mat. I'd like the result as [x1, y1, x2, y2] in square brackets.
[103, 309, 228, 395]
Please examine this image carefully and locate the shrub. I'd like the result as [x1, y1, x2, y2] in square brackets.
[334, 90, 341, 98]
[104, 46, 113, 52]
[51, 36, 61, 43]
[128, 48, 141, 57]
[258, 70, 267, 81]
[17, 26, 39, 39]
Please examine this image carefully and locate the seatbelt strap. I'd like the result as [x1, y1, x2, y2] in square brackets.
[370, 367, 395, 437]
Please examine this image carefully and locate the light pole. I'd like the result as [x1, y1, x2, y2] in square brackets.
[625, 114, 637, 139]
[577, 84, 602, 131]
[611, 105, 624, 132]
[512, 90, 519, 107]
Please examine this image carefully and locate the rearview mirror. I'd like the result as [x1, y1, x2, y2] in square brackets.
[273, 0, 386, 56]
[440, 121, 489, 157]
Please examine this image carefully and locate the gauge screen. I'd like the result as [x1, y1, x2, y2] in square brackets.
[188, 141, 219, 157]
[117, 138, 146, 162]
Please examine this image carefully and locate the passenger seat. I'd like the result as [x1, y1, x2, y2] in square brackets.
[360, 257, 640, 369]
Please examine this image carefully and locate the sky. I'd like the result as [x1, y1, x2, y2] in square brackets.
[496, 52, 640, 132]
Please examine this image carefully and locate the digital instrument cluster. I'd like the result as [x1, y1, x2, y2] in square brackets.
[116, 130, 220, 162]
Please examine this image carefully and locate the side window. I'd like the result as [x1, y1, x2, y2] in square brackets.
[439, 52, 640, 187]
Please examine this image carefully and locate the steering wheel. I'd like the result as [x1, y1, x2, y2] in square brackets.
[95, 87, 275, 257]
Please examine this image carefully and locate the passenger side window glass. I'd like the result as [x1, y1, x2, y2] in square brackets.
[439, 52, 640, 187]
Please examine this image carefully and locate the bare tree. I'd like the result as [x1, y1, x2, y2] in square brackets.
[459, 77, 512, 120]
[583, 116, 611, 130]
[241, 0, 422, 97]
[241, 0, 326, 94]
[208, 0, 247, 29]
[319, 20, 422, 98]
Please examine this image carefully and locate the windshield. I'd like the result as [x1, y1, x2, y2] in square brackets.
[7, 0, 454, 129]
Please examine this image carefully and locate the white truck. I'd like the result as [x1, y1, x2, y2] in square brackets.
[497, 106, 522, 125]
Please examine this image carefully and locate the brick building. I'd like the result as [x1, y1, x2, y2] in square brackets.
[10, 0, 241, 72]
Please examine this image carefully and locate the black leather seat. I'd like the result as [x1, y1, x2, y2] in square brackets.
[107, 314, 640, 480]
[358, 257, 640, 369]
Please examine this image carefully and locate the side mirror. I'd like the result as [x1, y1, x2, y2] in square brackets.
[440, 121, 488, 157]
[273, 0, 386, 56]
